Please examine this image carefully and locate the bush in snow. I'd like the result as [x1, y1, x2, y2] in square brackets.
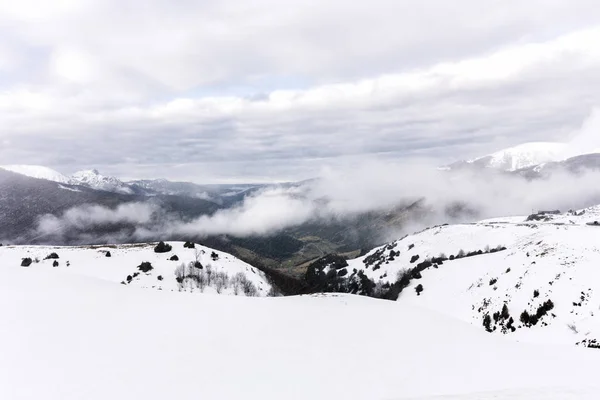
[489, 278, 498, 286]
[415, 284, 424, 296]
[44, 252, 59, 260]
[154, 241, 172, 253]
[137, 262, 153, 273]
[233, 272, 258, 297]
[211, 251, 219, 261]
[214, 271, 230, 294]
[520, 300, 555, 327]
[105, 251, 111, 257]
[53, 260, 59, 267]
[170, 255, 179, 261]
[157, 275, 163, 281]
[410, 255, 420, 263]
[183, 241, 195, 249]
[21, 258, 32, 267]
[483, 314, 493, 332]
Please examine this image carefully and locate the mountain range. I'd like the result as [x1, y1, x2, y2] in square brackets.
[445, 141, 600, 173]
[3, 140, 600, 277]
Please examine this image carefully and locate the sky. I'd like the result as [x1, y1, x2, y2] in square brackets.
[1, 0, 600, 183]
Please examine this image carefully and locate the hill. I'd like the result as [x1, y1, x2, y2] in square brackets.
[1, 259, 600, 399]
[305, 205, 600, 347]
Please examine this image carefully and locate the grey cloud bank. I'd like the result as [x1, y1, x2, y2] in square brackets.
[1, 1, 599, 182]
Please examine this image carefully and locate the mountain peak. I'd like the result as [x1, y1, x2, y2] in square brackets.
[470, 142, 565, 171]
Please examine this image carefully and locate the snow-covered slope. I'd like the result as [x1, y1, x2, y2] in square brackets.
[71, 169, 135, 194]
[2, 260, 600, 399]
[0, 165, 72, 184]
[448, 141, 600, 173]
[340, 205, 600, 347]
[469, 142, 565, 171]
[0, 241, 273, 296]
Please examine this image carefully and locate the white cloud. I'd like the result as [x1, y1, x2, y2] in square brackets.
[1, 1, 600, 181]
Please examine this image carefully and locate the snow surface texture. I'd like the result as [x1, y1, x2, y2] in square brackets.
[1, 264, 600, 400]
[0, 241, 273, 296]
[347, 205, 600, 347]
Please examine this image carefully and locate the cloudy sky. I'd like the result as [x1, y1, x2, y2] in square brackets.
[1, 0, 599, 183]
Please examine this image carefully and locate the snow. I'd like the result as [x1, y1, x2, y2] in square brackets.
[71, 169, 134, 194]
[469, 142, 566, 171]
[348, 205, 600, 346]
[0, 165, 72, 184]
[0, 241, 272, 296]
[1, 264, 600, 400]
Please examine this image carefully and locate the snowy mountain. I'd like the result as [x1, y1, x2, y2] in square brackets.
[2, 243, 600, 399]
[0, 165, 73, 184]
[71, 169, 137, 194]
[0, 241, 274, 296]
[448, 142, 567, 172]
[307, 205, 600, 347]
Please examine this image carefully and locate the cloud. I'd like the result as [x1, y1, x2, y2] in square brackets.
[1, 1, 600, 181]
[34, 202, 159, 239]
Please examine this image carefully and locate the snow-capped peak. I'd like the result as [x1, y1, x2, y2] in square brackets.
[470, 142, 566, 171]
[71, 169, 134, 194]
[0, 165, 73, 184]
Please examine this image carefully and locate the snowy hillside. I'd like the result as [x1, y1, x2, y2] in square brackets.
[0, 165, 73, 184]
[0, 241, 273, 296]
[71, 169, 135, 194]
[2, 261, 600, 399]
[466, 142, 565, 171]
[448, 141, 600, 173]
[330, 205, 600, 347]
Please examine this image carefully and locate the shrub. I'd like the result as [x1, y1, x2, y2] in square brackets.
[233, 273, 259, 297]
[456, 249, 466, 258]
[183, 241, 195, 249]
[501, 303, 510, 320]
[170, 255, 179, 261]
[415, 284, 424, 296]
[105, 251, 111, 257]
[483, 314, 492, 332]
[53, 260, 59, 267]
[21, 258, 32, 267]
[211, 251, 219, 261]
[154, 241, 172, 253]
[44, 252, 59, 260]
[214, 271, 230, 294]
[410, 255, 420, 263]
[126, 275, 132, 283]
[157, 275, 163, 281]
[489, 278, 498, 286]
[520, 310, 531, 325]
[533, 289, 539, 298]
[137, 262, 153, 273]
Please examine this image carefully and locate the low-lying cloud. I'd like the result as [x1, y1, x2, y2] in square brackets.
[30, 110, 600, 245]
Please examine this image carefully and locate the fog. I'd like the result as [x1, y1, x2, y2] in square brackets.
[30, 110, 600, 245]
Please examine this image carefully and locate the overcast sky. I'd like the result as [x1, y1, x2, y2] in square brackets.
[1, 0, 599, 183]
